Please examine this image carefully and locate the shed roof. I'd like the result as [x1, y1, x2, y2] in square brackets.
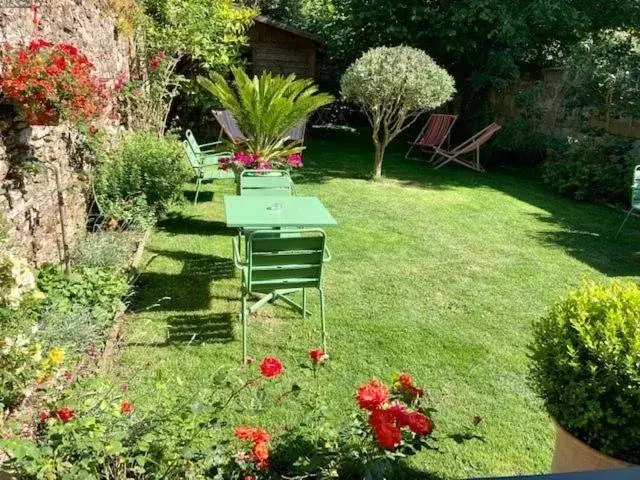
[253, 15, 325, 45]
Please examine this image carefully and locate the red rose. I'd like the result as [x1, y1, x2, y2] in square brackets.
[38, 411, 50, 420]
[234, 426, 271, 443]
[56, 407, 74, 422]
[356, 380, 389, 410]
[252, 441, 269, 469]
[405, 412, 433, 436]
[309, 348, 327, 365]
[121, 401, 132, 414]
[369, 407, 396, 427]
[373, 421, 402, 450]
[259, 357, 283, 378]
[235, 426, 255, 441]
[398, 373, 413, 388]
[388, 402, 409, 426]
[149, 58, 159, 69]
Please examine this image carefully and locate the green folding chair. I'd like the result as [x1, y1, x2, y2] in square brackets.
[185, 129, 222, 154]
[232, 229, 331, 363]
[239, 169, 296, 196]
[182, 141, 234, 204]
[616, 165, 640, 238]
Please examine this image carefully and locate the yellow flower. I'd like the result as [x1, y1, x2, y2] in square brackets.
[47, 347, 65, 366]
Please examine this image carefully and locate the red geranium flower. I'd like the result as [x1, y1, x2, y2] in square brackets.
[56, 407, 74, 422]
[369, 407, 396, 427]
[38, 411, 50, 420]
[149, 58, 159, 69]
[309, 348, 327, 365]
[397, 373, 424, 401]
[259, 357, 283, 378]
[388, 402, 409, 426]
[356, 380, 389, 410]
[121, 401, 133, 414]
[373, 421, 402, 450]
[405, 411, 433, 436]
[234, 426, 271, 444]
[252, 441, 269, 469]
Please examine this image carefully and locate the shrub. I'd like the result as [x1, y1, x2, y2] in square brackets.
[93, 132, 190, 221]
[491, 118, 565, 167]
[541, 133, 636, 204]
[530, 280, 640, 464]
[341, 46, 455, 178]
[37, 265, 129, 316]
[71, 231, 141, 272]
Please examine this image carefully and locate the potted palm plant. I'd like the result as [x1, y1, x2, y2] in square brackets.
[197, 68, 333, 192]
[530, 280, 640, 472]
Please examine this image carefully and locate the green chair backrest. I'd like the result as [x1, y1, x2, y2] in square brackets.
[183, 141, 201, 171]
[240, 170, 293, 196]
[185, 130, 203, 154]
[246, 229, 326, 294]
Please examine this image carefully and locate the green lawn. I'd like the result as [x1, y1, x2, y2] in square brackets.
[113, 129, 640, 478]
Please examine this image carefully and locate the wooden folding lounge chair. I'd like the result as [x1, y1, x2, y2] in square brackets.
[233, 229, 331, 362]
[406, 114, 458, 161]
[213, 110, 247, 144]
[433, 123, 502, 172]
[615, 165, 640, 238]
[285, 120, 307, 145]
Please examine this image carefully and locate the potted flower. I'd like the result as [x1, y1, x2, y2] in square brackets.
[197, 67, 332, 192]
[0, 39, 107, 126]
[530, 280, 640, 472]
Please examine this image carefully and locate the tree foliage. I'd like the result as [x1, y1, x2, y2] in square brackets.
[341, 46, 454, 178]
[198, 68, 333, 160]
[141, 0, 256, 70]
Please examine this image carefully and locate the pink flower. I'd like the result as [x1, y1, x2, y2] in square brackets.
[287, 153, 303, 168]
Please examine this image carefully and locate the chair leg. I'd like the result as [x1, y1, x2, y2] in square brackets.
[242, 292, 248, 363]
[319, 288, 327, 353]
[616, 209, 634, 239]
[302, 288, 307, 319]
[194, 179, 201, 205]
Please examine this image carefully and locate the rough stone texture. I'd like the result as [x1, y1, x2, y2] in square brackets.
[0, 0, 133, 265]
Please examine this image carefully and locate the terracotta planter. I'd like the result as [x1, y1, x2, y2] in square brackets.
[552, 419, 636, 473]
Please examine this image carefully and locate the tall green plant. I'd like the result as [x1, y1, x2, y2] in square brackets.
[197, 68, 333, 160]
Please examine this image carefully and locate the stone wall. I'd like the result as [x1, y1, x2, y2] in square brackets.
[0, 0, 133, 265]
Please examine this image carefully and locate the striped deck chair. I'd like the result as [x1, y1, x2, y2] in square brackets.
[213, 110, 247, 144]
[433, 123, 501, 172]
[285, 120, 307, 145]
[406, 114, 458, 161]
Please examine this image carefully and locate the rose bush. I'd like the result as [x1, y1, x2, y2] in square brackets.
[1, 350, 482, 479]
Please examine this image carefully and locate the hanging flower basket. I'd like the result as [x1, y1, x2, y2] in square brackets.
[0, 39, 107, 126]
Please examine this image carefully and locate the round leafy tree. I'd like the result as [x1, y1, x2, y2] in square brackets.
[530, 280, 640, 464]
[341, 46, 455, 178]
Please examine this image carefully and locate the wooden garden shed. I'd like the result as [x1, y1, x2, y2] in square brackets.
[248, 15, 324, 79]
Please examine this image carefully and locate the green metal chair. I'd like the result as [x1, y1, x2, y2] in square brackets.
[185, 129, 221, 154]
[182, 141, 234, 204]
[232, 229, 331, 363]
[239, 169, 296, 196]
[616, 165, 640, 238]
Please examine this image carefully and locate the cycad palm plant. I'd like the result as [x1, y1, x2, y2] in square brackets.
[197, 67, 333, 162]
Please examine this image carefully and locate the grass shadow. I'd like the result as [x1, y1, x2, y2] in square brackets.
[166, 313, 234, 345]
[133, 251, 236, 313]
[183, 189, 214, 203]
[158, 213, 237, 237]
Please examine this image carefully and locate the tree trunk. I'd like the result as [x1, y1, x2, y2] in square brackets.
[373, 143, 386, 179]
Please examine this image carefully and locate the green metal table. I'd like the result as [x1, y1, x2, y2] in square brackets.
[224, 195, 337, 228]
[224, 195, 337, 315]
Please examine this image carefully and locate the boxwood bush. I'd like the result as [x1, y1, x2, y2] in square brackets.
[530, 280, 640, 464]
